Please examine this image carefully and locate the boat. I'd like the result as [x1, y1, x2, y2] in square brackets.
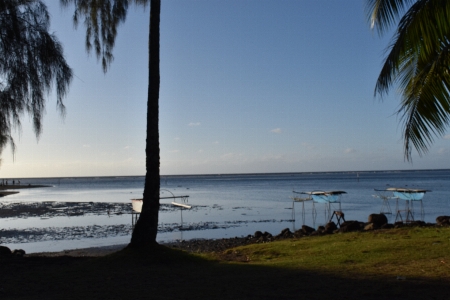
[130, 190, 191, 228]
[291, 190, 346, 227]
[374, 188, 430, 222]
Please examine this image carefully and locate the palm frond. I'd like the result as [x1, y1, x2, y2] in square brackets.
[399, 41, 450, 160]
[366, 0, 415, 34]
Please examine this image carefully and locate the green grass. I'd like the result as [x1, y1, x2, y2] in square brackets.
[222, 227, 450, 280]
[2, 227, 450, 299]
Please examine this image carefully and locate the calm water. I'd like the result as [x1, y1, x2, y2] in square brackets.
[1, 169, 450, 253]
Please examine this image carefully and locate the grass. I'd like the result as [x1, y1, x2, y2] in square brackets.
[2, 227, 450, 299]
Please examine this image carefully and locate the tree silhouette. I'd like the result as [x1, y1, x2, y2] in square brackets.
[0, 0, 73, 159]
[61, 0, 160, 246]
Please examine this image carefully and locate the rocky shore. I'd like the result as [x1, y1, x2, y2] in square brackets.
[14, 214, 449, 258]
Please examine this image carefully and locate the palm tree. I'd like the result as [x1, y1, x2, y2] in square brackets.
[366, 0, 450, 161]
[0, 0, 72, 161]
[61, 0, 160, 246]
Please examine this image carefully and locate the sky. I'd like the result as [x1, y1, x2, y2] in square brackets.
[2, 0, 450, 178]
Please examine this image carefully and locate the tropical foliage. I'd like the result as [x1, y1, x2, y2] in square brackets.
[0, 0, 72, 159]
[367, 0, 450, 160]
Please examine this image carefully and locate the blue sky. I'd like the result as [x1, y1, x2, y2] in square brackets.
[2, 0, 450, 178]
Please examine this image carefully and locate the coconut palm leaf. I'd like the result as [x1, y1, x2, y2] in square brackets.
[367, 0, 450, 160]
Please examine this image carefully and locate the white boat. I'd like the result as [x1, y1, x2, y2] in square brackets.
[130, 192, 191, 228]
[374, 188, 430, 222]
[291, 190, 346, 226]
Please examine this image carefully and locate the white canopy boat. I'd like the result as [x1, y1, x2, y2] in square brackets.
[291, 190, 346, 227]
[131, 189, 191, 228]
[374, 188, 430, 222]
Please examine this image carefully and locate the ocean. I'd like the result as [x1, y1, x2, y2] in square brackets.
[1, 169, 450, 253]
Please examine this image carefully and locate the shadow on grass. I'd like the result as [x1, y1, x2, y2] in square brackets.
[1, 244, 448, 300]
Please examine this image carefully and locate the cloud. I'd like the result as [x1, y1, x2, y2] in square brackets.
[174, 137, 180, 141]
[344, 148, 356, 154]
[213, 141, 219, 145]
[444, 135, 450, 140]
[270, 128, 282, 134]
[438, 148, 449, 155]
[170, 150, 180, 153]
[82, 144, 90, 148]
[124, 146, 130, 149]
[188, 122, 201, 127]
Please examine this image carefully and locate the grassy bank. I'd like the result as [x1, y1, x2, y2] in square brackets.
[2, 227, 449, 299]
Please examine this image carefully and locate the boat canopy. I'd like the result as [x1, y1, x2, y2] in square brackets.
[294, 191, 346, 203]
[374, 188, 429, 201]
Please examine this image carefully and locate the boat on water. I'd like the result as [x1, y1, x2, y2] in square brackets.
[291, 190, 347, 227]
[131, 190, 191, 228]
[374, 188, 430, 222]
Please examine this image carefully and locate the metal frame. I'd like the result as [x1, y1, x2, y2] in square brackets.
[131, 189, 190, 229]
[291, 190, 346, 228]
[374, 188, 429, 223]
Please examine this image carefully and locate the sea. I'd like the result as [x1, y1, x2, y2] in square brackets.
[1, 169, 450, 253]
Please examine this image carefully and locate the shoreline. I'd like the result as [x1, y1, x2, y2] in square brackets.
[0, 184, 50, 197]
[24, 219, 449, 258]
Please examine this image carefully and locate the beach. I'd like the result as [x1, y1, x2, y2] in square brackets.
[1, 171, 450, 254]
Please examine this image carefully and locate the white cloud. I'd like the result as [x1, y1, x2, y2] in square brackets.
[213, 141, 219, 145]
[438, 148, 449, 155]
[270, 128, 282, 134]
[344, 148, 356, 154]
[82, 144, 90, 148]
[174, 137, 180, 141]
[188, 122, 201, 127]
[124, 146, 130, 149]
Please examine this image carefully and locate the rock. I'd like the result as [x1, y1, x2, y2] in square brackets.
[293, 230, 304, 238]
[301, 225, 315, 235]
[254, 231, 263, 238]
[436, 216, 450, 226]
[280, 228, 291, 235]
[263, 231, 272, 238]
[364, 223, 375, 231]
[0, 246, 12, 256]
[368, 213, 388, 227]
[409, 220, 425, 227]
[275, 228, 293, 239]
[12, 249, 25, 257]
[317, 226, 325, 232]
[381, 223, 394, 229]
[339, 221, 362, 233]
[394, 221, 404, 228]
[324, 222, 337, 233]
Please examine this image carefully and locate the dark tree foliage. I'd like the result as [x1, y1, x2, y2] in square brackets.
[60, 0, 128, 72]
[61, 0, 161, 247]
[367, 0, 450, 160]
[0, 0, 73, 156]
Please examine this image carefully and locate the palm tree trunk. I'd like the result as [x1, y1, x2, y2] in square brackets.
[129, 0, 161, 247]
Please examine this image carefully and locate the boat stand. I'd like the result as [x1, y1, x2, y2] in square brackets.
[372, 190, 396, 214]
[292, 190, 346, 228]
[131, 190, 191, 230]
[375, 188, 428, 223]
[329, 210, 346, 226]
[291, 192, 313, 228]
